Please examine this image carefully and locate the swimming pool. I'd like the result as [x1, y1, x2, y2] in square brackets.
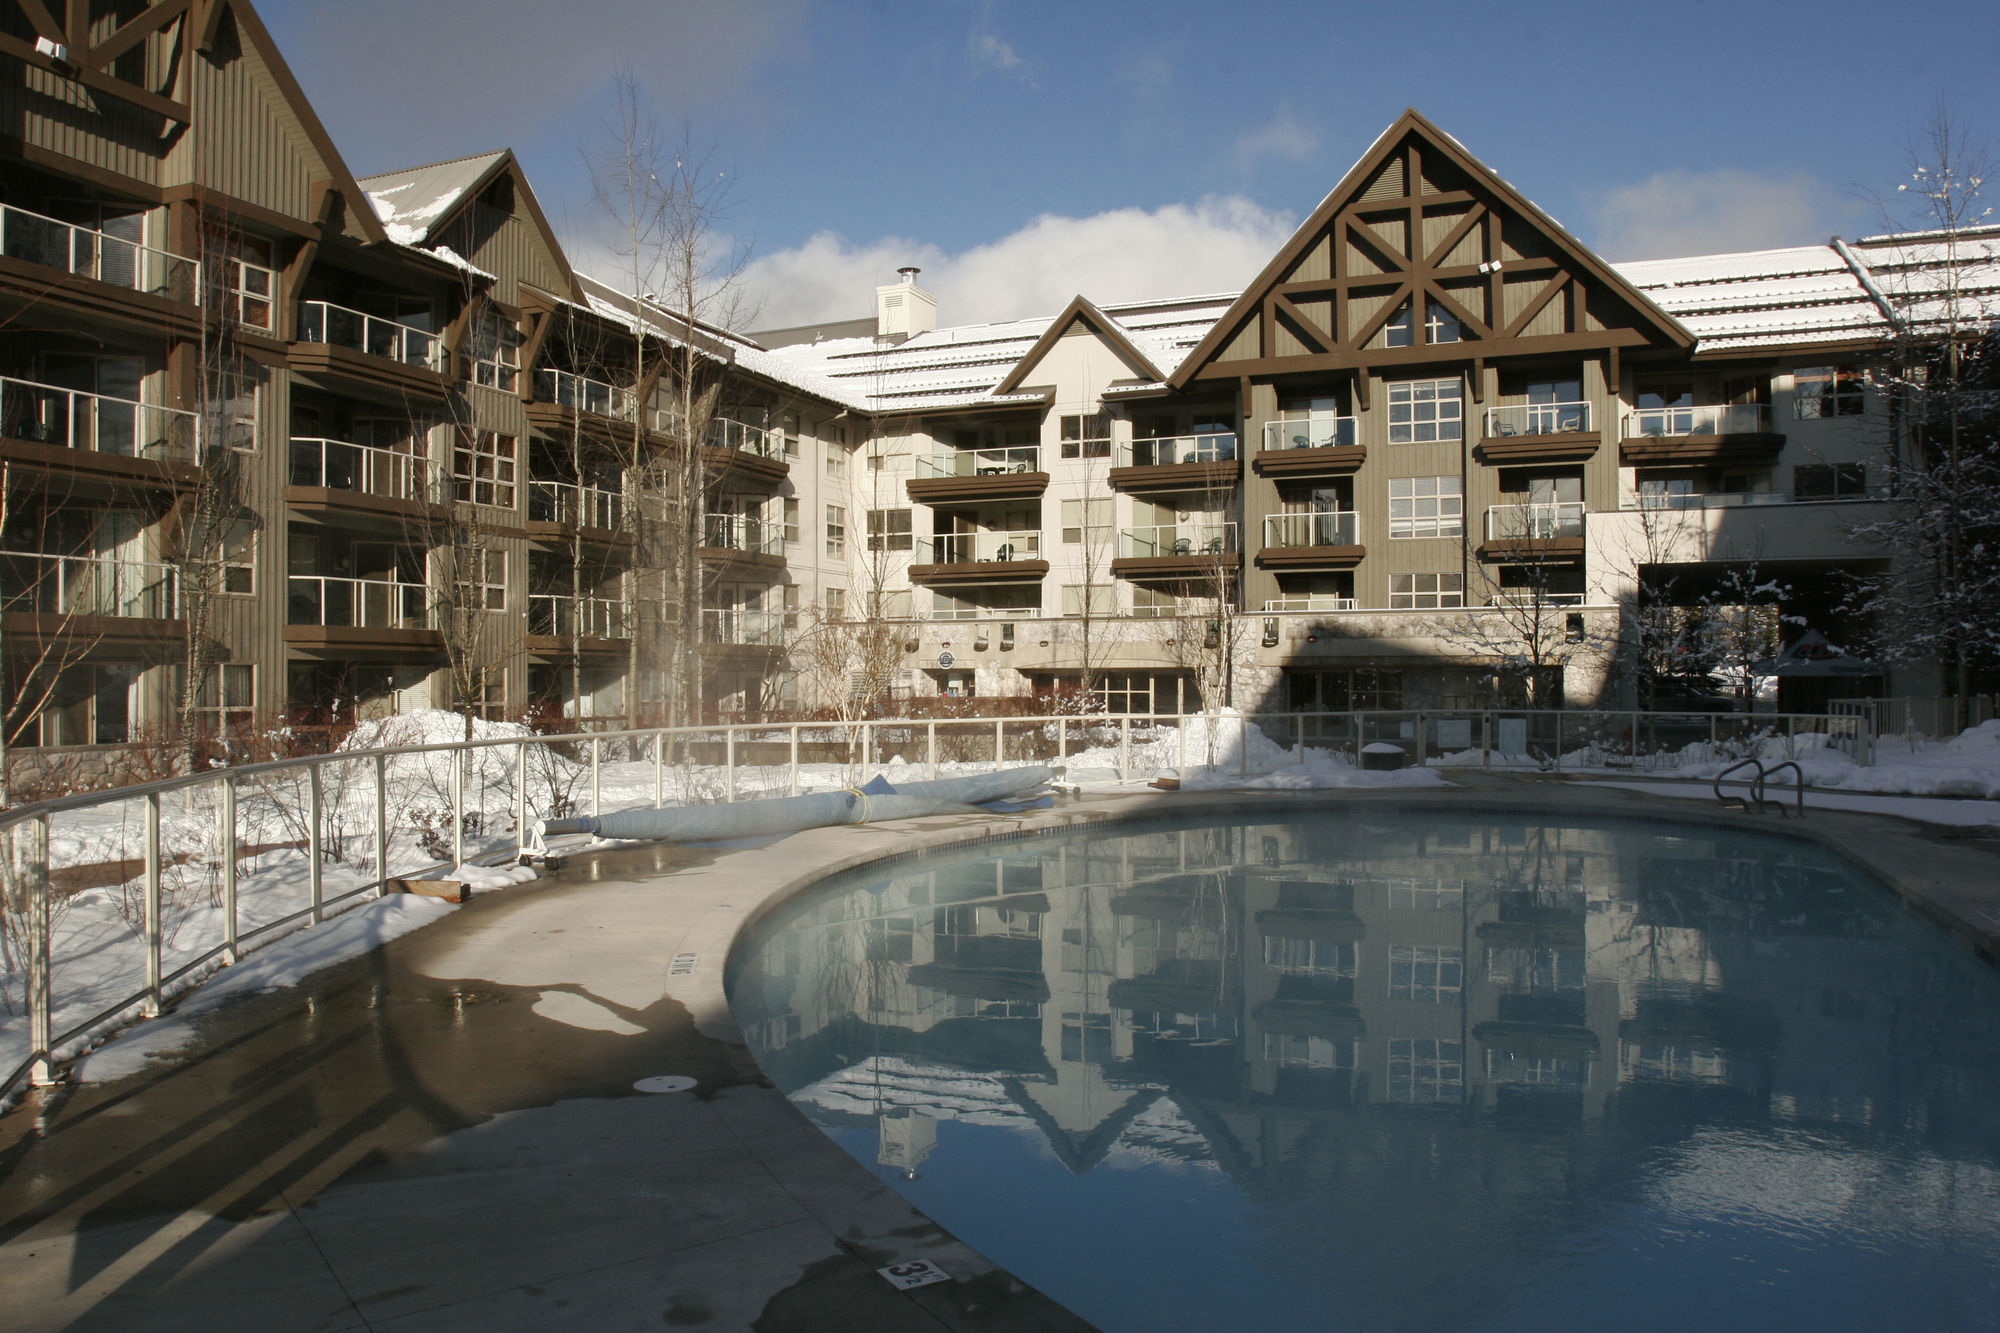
[727, 809, 2000, 1331]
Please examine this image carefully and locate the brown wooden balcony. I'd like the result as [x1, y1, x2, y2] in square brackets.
[1109, 433, 1240, 494]
[0, 376, 201, 490]
[1111, 523, 1241, 578]
[907, 530, 1048, 585]
[1254, 417, 1367, 481]
[906, 446, 1048, 503]
[1618, 404, 1783, 467]
[1256, 511, 1365, 569]
[0, 203, 202, 337]
[1475, 402, 1600, 464]
[288, 300, 451, 405]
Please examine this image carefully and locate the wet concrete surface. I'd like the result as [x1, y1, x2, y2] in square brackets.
[4, 778, 1998, 1332]
[0, 834, 1091, 1332]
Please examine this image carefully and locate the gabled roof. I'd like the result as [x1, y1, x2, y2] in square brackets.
[358, 149, 582, 299]
[1167, 108, 1692, 389]
[991, 295, 1167, 394]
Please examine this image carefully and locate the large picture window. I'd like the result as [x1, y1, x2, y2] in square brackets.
[1794, 365, 1864, 419]
[1388, 378, 1463, 443]
[1059, 412, 1111, 459]
[1390, 572, 1464, 609]
[866, 507, 912, 551]
[469, 310, 522, 391]
[1388, 476, 1463, 537]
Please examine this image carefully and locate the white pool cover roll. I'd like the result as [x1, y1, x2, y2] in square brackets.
[535, 765, 1055, 845]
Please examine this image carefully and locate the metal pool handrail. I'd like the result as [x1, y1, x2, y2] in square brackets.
[1713, 757, 1806, 816]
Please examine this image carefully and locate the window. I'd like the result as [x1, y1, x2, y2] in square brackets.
[458, 547, 505, 612]
[825, 438, 847, 480]
[1388, 476, 1463, 538]
[206, 363, 262, 451]
[825, 505, 846, 557]
[783, 497, 800, 544]
[1059, 412, 1110, 459]
[1383, 301, 1414, 348]
[456, 669, 505, 721]
[1061, 1011, 1112, 1064]
[1795, 365, 1864, 419]
[1264, 936, 1357, 976]
[1794, 462, 1867, 499]
[197, 663, 254, 736]
[1061, 498, 1112, 543]
[1388, 378, 1463, 443]
[1061, 584, 1115, 617]
[1285, 667, 1402, 711]
[782, 583, 799, 629]
[1387, 1037, 1464, 1104]
[211, 234, 275, 331]
[1131, 585, 1180, 618]
[452, 432, 517, 507]
[1389, 944, 1463, 1002]
[780, 412, 800, 458]
[1263, 1033, 1357, 1070]
[468, 310, 521, 391]
[221, 517, 256, 594]
[867, 507, 912, 551]
[823, 586, 845, 618]
[1426, 304, 1463, 344]
[869, 435, 910, 471]
[1638, 476, 1696, 509]
[1390, 572, 1464, 609]
[869, 588, 913, 618]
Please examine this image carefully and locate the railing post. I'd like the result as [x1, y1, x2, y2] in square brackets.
[308, 764, 324, 923]
[654, 730, 666, 808]
[1482, 712, 1492, 769]
[221, 774, 240, 962]
[790, 724, 801, 796]
[1629, 711, 1639, 766]
[994, 717, 1004, 772]
[143, 792, 162, 1017]
[1177, 711, 1187, 774]
[1709, 714, 1718, 755]
[27, 814, 53, 1085]
[1120, 716, 1131, 782]
[373, 754, 388, 896]
[1293, 712, 1304, 766]
[591, 735, 603, 815]
[1787, 714, 1796, 760]
[927, 721, 938, 782]
[1239, 715, 1249, 777]
[1554, 711, 1564, 772]
[724, 728, 736, 803]
[1415, 712, 1428, 768]
[1058, 716, 1067, 766]
[451, 748, 465, 868]
[516, 740, 530, 859]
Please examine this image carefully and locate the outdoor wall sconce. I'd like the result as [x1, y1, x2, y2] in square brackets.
[1262, 617, 1279, 647]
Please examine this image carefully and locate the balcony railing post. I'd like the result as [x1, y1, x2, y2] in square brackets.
[451, 748, 465, 867]
[307, 764, 324, 924]
[589, 736, 603, 817]
[654, 731, 666, 808]
[25, 813, 53, 1085]
[1058, 716, 1067, 766]
[221, 774, 239, 962]
[790, 724, 801, 796]
[1120, 716, 1131, 782]
[724, 728, 735, 803]
[373, 753, 388, 896]
[994, 718, 1004, 772]
[1239, 715, 1249, 776]
[515, 740, 530, 859]
[143, 791, 162, 1017]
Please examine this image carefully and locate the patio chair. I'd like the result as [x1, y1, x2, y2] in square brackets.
[1171, 538, 1193, 556]
[993, 543, 1014, 562]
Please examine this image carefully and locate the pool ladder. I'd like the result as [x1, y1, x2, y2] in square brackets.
[1713, 758, 1805, 817]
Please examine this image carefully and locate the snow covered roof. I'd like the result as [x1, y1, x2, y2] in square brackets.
[357, 151, 509, 246]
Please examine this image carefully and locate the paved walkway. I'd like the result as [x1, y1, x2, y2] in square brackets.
[2, 780, 1998, 1331]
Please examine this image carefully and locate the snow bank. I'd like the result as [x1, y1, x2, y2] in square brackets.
[339, 709, 534, 752]
[1661, 721, 2000, 799]
[1178, 743, 1452, 792]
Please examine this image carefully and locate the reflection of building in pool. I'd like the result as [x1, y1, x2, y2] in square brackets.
[734, 819, 2000, 1185]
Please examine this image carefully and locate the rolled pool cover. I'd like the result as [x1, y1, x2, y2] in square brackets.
[535, 765, 1055, 845]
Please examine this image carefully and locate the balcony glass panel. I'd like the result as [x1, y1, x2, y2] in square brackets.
[1117, 522, 1237, 559]
[0, 374, 198, 462]
[0, 552, 179, 617]
[1485, 502, 1585, 540]
[527, 594, 626, 638]
[1263, 511, 1359, 547]
[289, 437, 432, 500]
[702, 513, 784, 556]
[1118, 432, 1238, 466]
[1263, 595, 1355, 612]
[707, 417, 781, 457]
[701, 607, 785, 645]
[1623, 404, 1770, 438]
[1485, 402, 1591, 437]
[0, 203, 199, 303]
[298, 300, 441, 370]
[535, 367, 635, 421]
[286, 575, 429, 629]
[1263, 416, 1358, 451]
[916, 529, 1041, 564]
[527, 480, 624, 528]
[915, 445, 1040, 477]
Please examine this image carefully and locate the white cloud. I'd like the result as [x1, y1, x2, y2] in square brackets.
[971, 32, 1024, 74]
[1230, 110, 1318, 172]
[736, 196, 1298, 330]
[1584, 168, 1843, 261]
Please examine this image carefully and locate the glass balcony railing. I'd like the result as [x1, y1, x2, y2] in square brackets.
[1489, 590, 1587, 608]
[0, 374, 199, 462]
[0, 551, 180, 618]
[701, 607, 786, 646]
[527, 480, 624, 529]
[1485, 502, 1585, 541]
[1117, 522, 1237, 559]
[706, 417, 782, 458]
[1623, 403, 1771, 438]
[298, 300, 441, 370]
[915, 445, 1040, 477]
[0, 202, 199, 303]
[1263, 595, 1356, 613]
[701, 513, 784, 556]
[289, 437, 433, 500]
[1263, 511, 1359, 548]
[916, 529, 1042, 564]
[1485, 401, 1591, 437]
[527, 593, 626, 639]
[287, 575, 429, 629]
[1262, 416, 1359, 452]
[534, 367, 635, 422]
[1118, 432, 1238, 467]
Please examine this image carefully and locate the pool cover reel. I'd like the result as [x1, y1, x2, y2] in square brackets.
[531, 765, 1055, 849]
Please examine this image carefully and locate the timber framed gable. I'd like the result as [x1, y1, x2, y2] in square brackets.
[1170, 110, 1692, 404]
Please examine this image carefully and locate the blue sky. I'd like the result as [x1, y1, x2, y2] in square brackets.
[259, 0, 2000, 329]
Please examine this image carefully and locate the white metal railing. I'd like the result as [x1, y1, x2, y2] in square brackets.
[1623, 403, 1771, 438]
[0, 705, 1882, 1103]
[1625, 487, 1891, 511]
[0, 374, 199, 462]
[528, 480, 624, 529]
[1118, 522, 1238, 559]
[1486, 502, 1585, 541]
[1488, 591, 1587, 607]
[1264, 511, 1358, 548]
[528, 593, 626, 639]
[298, 300, 441, 370]
[1263, 595, 1356, 612]
[0, 551, 180, 617]
[1117, 432, 1239, 467]
[0, 202, 199, 303]
[1263, 416, 1358, 451]
[534, 367, 635, 422]
[286, 575, 429, 629]
[916, 529, 1042, 564]
[702, 607, 786, 645]
[1485, 401, 1591, 437]
[915, 445, 1040, 477]
[702, 513, 784, 556]
[707, 417, 781, 458]
[289, 437, 433, 500]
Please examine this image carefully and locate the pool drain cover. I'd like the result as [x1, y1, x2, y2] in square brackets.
[634, 1075, 697, 1094]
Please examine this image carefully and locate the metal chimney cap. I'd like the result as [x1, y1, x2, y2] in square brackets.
[897, 266, 921, 282]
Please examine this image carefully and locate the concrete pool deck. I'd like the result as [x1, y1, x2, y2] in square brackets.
[2, 776, 1998, 1331]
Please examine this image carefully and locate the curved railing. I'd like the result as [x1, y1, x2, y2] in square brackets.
[0, 706, 1863, 1103]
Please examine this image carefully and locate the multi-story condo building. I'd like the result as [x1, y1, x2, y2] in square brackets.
[0, 3, 1991, 756]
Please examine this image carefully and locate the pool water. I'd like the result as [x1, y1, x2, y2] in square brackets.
[727, 811, 2000, 1331]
